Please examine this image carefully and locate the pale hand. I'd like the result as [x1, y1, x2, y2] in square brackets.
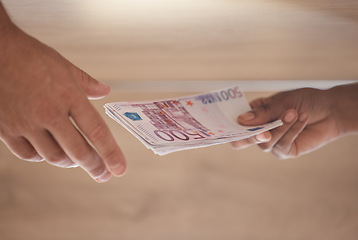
[0, 23, 126, 182]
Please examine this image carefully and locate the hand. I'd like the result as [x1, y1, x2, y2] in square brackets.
[231, 87, 346, 159]
[0, 21, 126, 182]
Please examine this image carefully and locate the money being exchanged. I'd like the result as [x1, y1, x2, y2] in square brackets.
[104, 86, 282, 155]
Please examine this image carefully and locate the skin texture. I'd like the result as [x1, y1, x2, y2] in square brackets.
[231, 84, 358, 159]
[0, 2, 126, 182]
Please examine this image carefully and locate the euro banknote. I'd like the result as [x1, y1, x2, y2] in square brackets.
[104, 86, 282, 155]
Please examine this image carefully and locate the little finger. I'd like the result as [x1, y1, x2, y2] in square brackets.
[1, 135, 43, 162]
[26, 130, 77, 168]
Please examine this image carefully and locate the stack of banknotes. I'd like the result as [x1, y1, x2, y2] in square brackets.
[104, 86, 282, 155]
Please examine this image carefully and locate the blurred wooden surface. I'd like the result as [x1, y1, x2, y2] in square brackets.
[1, 0, 358, 239]
[3, 0, 358, 81]
[1, 92, 358, 240]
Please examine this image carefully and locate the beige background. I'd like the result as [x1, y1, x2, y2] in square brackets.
[1, 0, 358, 239]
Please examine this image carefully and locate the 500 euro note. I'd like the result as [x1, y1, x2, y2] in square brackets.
[104, 86, 282, 155]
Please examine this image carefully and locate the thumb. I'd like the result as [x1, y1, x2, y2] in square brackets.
[238, 99, 284, 126]
[78, 70, 111, 99]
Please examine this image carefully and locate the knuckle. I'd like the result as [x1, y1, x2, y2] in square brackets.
[259, 103, 271, 113]
[45, 151, 71, 168]
[250, 97, 269, 108]
[33, 101, 63, 126]
[70, 145, 92, 162]
[258, 142, 271, 151]
[88, 124, 108, 142]
[44, 115, 63, 129]
[70, 147, 107, 177]
[32, 91, 79, 127]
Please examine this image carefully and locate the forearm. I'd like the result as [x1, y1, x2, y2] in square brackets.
[327, 83, 358, 135]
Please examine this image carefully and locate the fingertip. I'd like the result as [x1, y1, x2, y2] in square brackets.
[109, 148, 127, 177]
[95, 170, 112, 183]
[255, 131, 271, 142]
[283, 109, 298, 124]
[299, 112, 308, 122]
[98, 82, 111, 93]
[87, 83, 111, 99]
[238, 111, 255, 122]
[108, 158, 127, 177]
[230, 141, 240, 149]
[81, 71, 111, 99]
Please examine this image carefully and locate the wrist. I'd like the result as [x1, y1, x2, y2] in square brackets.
[327, 83, 358, 136]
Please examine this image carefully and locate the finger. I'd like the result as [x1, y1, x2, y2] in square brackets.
[249, 97, 270, 109]
[76, 69, 110, 100]
[231, 131, 272, 150]
[69, 100, 127, 177]
[1, 135, 43, 162]
[46, 117, 113, 182]
[258, 109, 298, 152]
[271, 113, 309, 159]
[238, 100, 285, 126]
[25, 130, 78, 168]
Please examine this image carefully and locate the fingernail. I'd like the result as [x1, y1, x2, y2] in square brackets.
[255, 132, 271, 142]
[67, 162, 79, 168]
[96, 171, 112, 183]
[239, 112, 255, 121]
[32, 155, 45, 162]
[231, 141, 239, 149]
[98, 82, 110, 89]
[284, 111, 296, 123]
[299, 112, 308, 122]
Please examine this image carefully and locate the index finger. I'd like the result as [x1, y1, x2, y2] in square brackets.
[70, 99, 127, 177]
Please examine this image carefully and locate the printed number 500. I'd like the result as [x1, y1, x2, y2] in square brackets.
[154, 130, 208, 142]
